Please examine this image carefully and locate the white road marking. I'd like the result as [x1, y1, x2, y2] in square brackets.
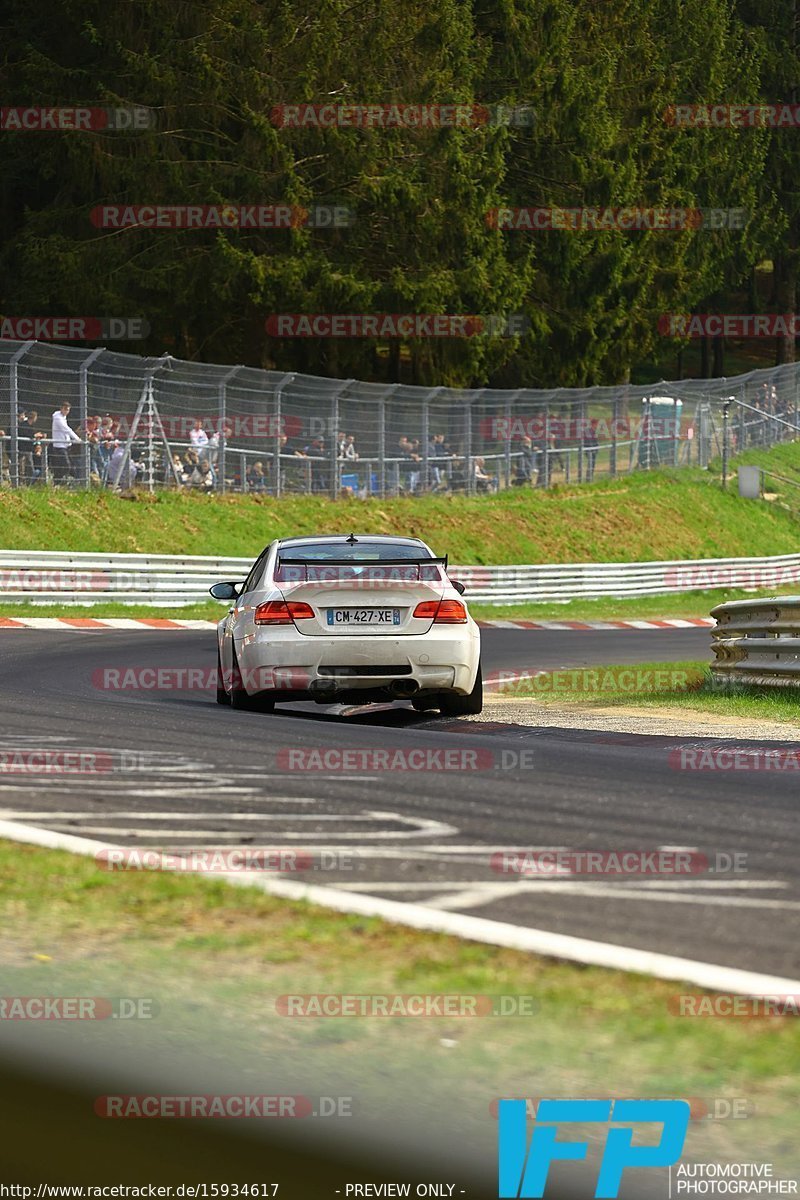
[330, 879, 788, 893]
[0, 809, 327, 820]
[417, 880, 796, 912]
[2, 817, 798, 998]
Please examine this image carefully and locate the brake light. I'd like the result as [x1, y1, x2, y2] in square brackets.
[412, 599, 467, 623]
[254, 600, 315, 624]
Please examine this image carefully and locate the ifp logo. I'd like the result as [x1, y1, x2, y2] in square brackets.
[498, 1098, 690, 1198]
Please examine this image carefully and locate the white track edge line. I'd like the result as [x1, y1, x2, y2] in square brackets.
[2, 817, 797, 999]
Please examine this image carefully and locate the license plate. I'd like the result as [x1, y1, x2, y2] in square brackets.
[327, 608, 401, 626]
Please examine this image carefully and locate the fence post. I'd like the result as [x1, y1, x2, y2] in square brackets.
[330, 380, 353, 499]
[79, 347, 105, 486]
[272, 372, 294, 499]
[378, 396, 386, 498]
[218, 364, 243, 495]
[610, 395, 619, 478]
[8, 341, 34, 488]
[505, 389, 523, 487]
[465, 390, 477, 494]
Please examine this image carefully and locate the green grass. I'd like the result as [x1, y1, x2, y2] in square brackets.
[0, 589, 739, 622]
[0, 601, 225, 619]
[1, 453, 800, 566]
[499, 658, 800, 723]
[1, 839, 797, 1169]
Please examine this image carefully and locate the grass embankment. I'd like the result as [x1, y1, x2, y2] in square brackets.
[497, 658, 800, 724]
[2, 443, 800, 620]
[1, 840, 797, 1169]
[1, 460, 799, 563]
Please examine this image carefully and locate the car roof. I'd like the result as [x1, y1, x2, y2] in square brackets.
[277, 535, 428, 547]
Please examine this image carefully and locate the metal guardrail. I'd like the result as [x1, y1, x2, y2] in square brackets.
[3, 548, 800, 605]
[710, 596, 800, 688]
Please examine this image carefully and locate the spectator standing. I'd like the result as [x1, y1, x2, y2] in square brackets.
[584, 420, 600, 481]
[398, 435, 421, 492]
[513, 435, 537, 486]
[301, 436, 327, 493]
[51, 402, 82, 483]
[189, 419, 209, 456]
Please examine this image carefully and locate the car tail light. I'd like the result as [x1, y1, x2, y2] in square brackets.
[412, 599, 467, 624]
[254, 600, 315, 625]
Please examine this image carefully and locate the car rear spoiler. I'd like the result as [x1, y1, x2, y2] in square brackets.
[275, 555, 448, 581]
[277, 556, 448, 568]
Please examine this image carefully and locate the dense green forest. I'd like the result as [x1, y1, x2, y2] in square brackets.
[0, 0, 797, 387]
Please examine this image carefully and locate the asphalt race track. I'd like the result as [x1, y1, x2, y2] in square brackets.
[1, 626, 798, 982]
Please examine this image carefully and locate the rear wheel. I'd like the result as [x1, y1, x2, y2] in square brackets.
[216, 645, 230, 705]
[438, 662, 483, 717]
[229, 644, 275, 712]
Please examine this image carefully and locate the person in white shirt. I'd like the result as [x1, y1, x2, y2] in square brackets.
[189, 419, 209, 455]
[51, 402, 82, 483]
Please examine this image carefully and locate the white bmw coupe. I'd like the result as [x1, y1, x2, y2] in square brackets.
[211, 534, 482, 715]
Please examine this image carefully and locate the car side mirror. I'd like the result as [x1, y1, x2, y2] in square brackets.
[209, 581, 243, 601]
[450, 579, 466, 595]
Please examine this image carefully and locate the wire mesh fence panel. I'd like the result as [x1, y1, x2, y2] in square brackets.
[1, 338, 799, 497]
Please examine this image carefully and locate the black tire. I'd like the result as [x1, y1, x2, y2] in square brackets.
[216, 644, 230, 705]
[230, 644, 275, 712]
[438, 662, 483, 717]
